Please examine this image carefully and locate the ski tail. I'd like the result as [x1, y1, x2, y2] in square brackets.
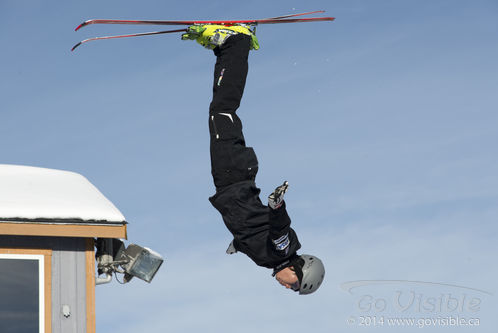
[265, 10, 325, 20]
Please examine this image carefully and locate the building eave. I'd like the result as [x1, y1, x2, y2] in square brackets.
[0, 220, 127, 239]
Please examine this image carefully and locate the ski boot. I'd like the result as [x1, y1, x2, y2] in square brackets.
[268, 181, 289, 210]
[181, 24, 259, 50]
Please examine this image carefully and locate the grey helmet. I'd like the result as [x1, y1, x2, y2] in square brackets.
[298, 254, 325, 295]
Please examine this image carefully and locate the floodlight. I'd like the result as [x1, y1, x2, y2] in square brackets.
[118, 244, 164, 283]
[95, 239, 164, 285]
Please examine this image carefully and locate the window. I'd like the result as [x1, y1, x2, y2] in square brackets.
[0, 251, 51, 333]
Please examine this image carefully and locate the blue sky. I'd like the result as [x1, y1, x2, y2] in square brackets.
[1, 0, 498, 332]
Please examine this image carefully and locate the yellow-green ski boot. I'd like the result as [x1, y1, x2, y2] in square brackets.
[181, 24, 259, 50]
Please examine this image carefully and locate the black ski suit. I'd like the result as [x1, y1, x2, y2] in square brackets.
[208, 34, 301, 271]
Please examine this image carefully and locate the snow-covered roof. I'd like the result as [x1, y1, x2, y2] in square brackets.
[0, 165, 126, 224]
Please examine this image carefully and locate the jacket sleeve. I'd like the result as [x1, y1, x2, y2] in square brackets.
[268, 201, 293, 255]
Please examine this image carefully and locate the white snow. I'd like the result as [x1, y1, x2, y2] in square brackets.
[0, 165, 126, 223]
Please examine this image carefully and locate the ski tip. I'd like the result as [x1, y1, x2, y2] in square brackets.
[75, 20, 92, 31]
[71, 42, 82, 52]
[321, 17, 336, 22]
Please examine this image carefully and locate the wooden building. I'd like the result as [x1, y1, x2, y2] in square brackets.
[0, 165, 128, 333]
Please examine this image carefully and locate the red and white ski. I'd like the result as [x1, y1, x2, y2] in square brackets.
[263, 10, 325, 20]
[71, 28, 187, 51]
[72, 11, 335, 51]
[75, 10, 333, 31]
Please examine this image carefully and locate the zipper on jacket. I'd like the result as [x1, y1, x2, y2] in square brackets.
[210, 115, 220, 139]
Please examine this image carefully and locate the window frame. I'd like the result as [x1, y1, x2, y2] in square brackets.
[0, 248, 52, 333]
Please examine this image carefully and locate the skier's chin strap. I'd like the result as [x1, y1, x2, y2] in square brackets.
[272, 254, 304, 283]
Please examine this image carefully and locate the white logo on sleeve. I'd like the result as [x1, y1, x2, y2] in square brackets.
[272, 233, 290, 254]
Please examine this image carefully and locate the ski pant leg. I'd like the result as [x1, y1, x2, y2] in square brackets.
[209, 34, 259, 189]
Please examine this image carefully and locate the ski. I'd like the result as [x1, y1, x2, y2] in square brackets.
[71, 28, 187, 51]
[72, 11, 335, 51]
[75, 14, 335, 31]
[266, 10, 325, 20]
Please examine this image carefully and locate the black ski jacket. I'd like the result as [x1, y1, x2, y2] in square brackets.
[209, 180, 301, 269]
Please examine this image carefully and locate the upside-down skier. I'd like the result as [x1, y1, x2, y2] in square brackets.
[182, 24, 325, 294]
